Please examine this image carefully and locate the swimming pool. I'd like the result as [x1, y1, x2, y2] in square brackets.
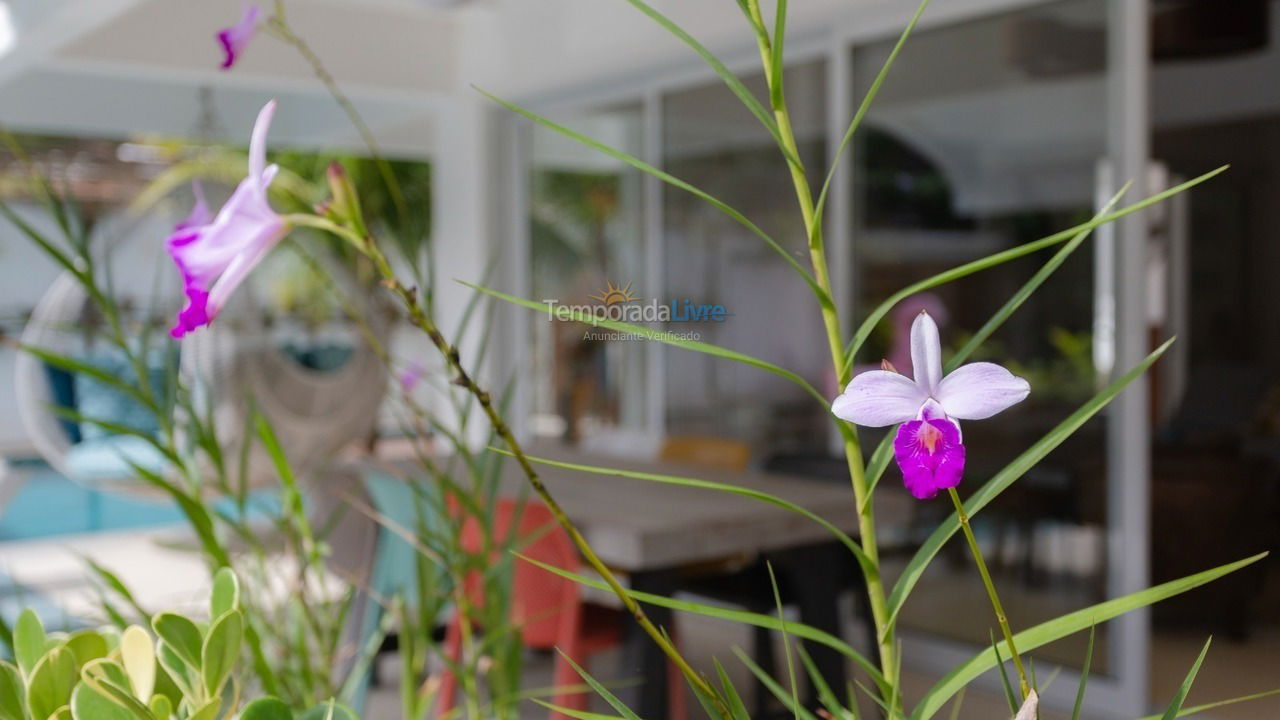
[0, 459, 189, 540]
[0, 458, 285, 541]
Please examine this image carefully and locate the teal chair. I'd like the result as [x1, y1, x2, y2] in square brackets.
[338, 466, 449, 712]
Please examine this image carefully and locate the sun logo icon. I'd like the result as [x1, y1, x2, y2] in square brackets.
[590, 280, 639, 306]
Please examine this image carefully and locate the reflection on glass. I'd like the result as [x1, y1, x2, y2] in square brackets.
[851, 0, 1111, 671]
[528, 104, 647, 443]
[662, 61, 830, 454]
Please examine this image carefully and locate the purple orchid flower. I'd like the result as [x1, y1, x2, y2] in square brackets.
[831, 311, 1030, 499]
[167, 100, 288, 338]
[217, 4, 262, 70]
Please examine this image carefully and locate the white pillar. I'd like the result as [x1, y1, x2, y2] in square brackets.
[1106, 0, 1151, 715]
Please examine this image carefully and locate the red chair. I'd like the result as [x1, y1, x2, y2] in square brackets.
[437, 499, 687, 720]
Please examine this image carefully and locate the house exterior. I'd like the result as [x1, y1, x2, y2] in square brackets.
[1, 1, 1276, 717]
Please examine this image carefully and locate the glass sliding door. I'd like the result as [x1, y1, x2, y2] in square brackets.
[845, 0, 1145, 712]
[661, 60, 831, 455]
[527, 103, 649, 444]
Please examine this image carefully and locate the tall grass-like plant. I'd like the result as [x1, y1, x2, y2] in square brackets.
[4, 0, 1280, 719]
[0, 135, 536, 719]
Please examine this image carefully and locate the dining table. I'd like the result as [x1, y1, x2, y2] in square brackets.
[493, 443, 913, 718]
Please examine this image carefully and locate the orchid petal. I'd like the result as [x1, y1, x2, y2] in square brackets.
[936, 362, 1031, 420]
[205, 225, 282, 316]
[249, 100, 277, 183]
[910, 311, 944, 395]
[176, 182, 211, 231]
[832, 370, 928, 427]
[217, 4, 261, 70]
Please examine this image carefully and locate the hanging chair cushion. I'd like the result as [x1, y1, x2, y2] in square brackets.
[42, 364, 83, 444]
[73, 348, 170, 441]
[63, 435, 170, 486]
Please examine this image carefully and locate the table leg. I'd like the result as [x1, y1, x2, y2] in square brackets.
[621, 568, 678, 718]
[771, 542, 848, 706]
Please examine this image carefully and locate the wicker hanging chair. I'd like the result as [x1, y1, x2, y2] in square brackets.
[15, 230, 390, 497]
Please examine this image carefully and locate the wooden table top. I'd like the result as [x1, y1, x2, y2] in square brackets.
[494, 444, 913, 572]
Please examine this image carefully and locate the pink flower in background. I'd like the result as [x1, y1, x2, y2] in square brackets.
[831, 311, 1029, 499]
[399, 361, 426, 392]
[167, 100, 287, 338]
[217, 4, 262, 69]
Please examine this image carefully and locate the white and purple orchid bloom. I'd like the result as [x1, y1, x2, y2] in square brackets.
[831, 311, 1030, 500]
[167, 100, 288, 338]
[217, 4, 262, 69]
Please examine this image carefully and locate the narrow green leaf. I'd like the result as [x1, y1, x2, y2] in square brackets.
[474, 89, 825, 300]
[843, 166, 1227, 374]
[733, 647, 819, 720]
[617, 0, 799, 169]
[464, 282, 829, 408]
[946, 689, 965, 720]
[515, 552, 888, 693]
[1160, 637, 1211, 720]
[713, 658, 752, 720]
[812, 0, 931, 247]
[558, 652, 642, 720]
[766, 563, 801, 720]
[529, 701, 627, 720]
[989, 631, 1018, 713]
[1070, 626, 1096, 720]
[1131, 687, 1280, 720]
[22, 345, 158, 415]
[884, 339, 1174, 636]
[499, 449, 872, 574]
[770, 0, 788, 109]
[255, 413, 318, 562]
[0, 200, 81, 280]
[910, 553, 1267, 720]
[796, 645, 856, 720]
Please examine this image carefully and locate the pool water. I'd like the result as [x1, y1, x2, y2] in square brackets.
[0, 459, 276, 541]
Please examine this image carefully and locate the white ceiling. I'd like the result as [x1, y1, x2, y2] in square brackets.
[1, 0, 1278, 174]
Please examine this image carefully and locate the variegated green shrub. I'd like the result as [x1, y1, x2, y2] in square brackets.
[1, 569, 355, 720]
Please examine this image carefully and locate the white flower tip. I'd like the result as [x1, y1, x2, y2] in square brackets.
[1013, 690, 1039, 720]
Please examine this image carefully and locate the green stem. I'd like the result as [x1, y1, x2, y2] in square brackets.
[744, 0, 898, 695]
[947, 487, 1029, 698]
[296, 211, 732, 719]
